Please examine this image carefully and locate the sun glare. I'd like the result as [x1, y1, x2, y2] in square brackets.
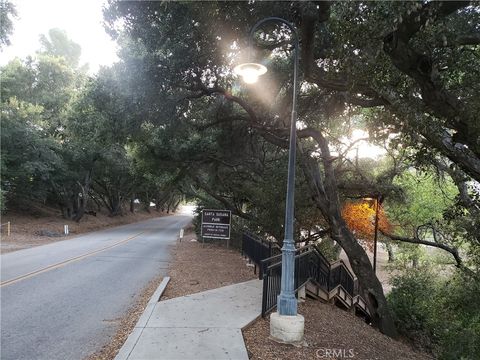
[342, 129, 386, 160]
[0, 0, 118, 74]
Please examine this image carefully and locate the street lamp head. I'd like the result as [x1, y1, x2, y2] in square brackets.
[233, 62, 267, 84]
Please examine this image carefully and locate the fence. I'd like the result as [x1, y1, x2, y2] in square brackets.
[329, 261, 355, 295]
[260, 242, 357, 317]
[241, 232, 280, 277]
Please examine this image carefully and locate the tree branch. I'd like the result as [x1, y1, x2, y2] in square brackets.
[383, 1, 477, 153]
[381, 229, 465, 269]
[187, 173, 256, 222]
[455, 33, 480, 46]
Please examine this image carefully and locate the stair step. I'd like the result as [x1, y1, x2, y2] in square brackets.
[329, 285, 353, 308]
[353, 295, 371, 316]
[306, 282, 329, 302]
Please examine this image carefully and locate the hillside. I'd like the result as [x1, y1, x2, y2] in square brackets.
[243, 298, 432, 360]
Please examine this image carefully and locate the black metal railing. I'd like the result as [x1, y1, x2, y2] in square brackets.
[296, 246, 330, 292]
[260, 243, 359, 317]
[259, 245, 309, 279]
[242, 232, 280, 277]
[261, 259, 282, 316]
[329, 262, 354, 295]
[261, 244, 332, 316]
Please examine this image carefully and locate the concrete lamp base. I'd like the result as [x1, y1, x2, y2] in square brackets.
[270, 312, 305, 344]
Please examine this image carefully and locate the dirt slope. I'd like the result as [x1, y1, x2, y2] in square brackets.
[243, 299, 432, 360]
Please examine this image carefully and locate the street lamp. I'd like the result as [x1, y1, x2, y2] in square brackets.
[235, 17, 304, 343]
[233, 63, 267, 84]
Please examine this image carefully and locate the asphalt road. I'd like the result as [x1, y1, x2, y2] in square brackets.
[0, 213, 192, 360]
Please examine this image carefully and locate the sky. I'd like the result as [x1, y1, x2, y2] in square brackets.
[341, 129, 387, 160]
[1, 0, 119, 73]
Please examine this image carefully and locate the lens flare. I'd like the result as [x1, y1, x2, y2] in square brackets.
[233, 63, 267, 84]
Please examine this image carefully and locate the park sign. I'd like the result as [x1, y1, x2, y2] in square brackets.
[201, 209, 231, 239]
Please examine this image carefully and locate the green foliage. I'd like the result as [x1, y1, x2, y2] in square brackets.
[0, 0, 16, 49]
[388, 243, 427, 270]
[388, 269, 480, 359]
[388, 269, 436, 350]
[316, 237, 341, 261]
[38, 28, 82, 68]
[0, 1, 477, 347]
[101, 1, 480, 260]
[0, 28, 180, 218]
[387, 170, 458, 235]
[0, 31, 86, 213]
[1, 54, 85, 135]
[0, 98, 62, 207]
[98, 2, 480, 342]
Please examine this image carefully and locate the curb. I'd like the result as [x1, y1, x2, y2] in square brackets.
[115, 276, 171, 360]
[148, 276, 171, 305]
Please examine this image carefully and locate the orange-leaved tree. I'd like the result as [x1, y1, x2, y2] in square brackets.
[342, 199, 392, 251]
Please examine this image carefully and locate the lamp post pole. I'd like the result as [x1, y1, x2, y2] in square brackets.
[235, 18, 304, 342]
[373, 194, 380, 273]
[247, 17, 300, 316]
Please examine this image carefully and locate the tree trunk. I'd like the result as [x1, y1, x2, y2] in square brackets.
[143, 191, 151, 213]
[173, 198, 181, 212]
[386, 242, 395, 262]
[298, 134, 398, 338]
[155, 192, 162, 212]
[59, 193, 76, 221]
[167, 198, 172, 214]
[89, 194, 102, 212]
[73, 171, 92, 222]
[214, 85, 398, 336]
[60, 204, 68, 219]
[109, 194, 123, 216]
[130, 197, 135, 213]
[334, 220, 398, 337]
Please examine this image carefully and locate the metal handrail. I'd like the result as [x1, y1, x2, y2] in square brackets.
[242, 232, 369, 317]
[260, 241, 362, 317]
[242, 232, 280, 278]
[261, 243, 332, 316]
[330, 259, 356, 280]
[260, 243, 312, 274]
[329, 262, 354, 295]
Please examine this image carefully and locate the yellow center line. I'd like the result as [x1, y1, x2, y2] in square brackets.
[1, 230, 149, 288]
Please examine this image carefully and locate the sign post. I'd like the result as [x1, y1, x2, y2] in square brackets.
[201, 209, 231, 248]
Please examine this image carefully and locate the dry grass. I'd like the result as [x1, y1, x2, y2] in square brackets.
[162, 226, 257, 299]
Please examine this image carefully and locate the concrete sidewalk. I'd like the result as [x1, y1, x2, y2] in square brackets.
[116, 279, 263, 360]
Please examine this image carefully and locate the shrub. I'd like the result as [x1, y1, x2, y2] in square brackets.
[388, 269, 480, 359]
[388, 268, 437, 351]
